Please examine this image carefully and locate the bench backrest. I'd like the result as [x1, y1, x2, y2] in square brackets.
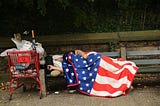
[102, 47, 160, 73]
[127, 50, 160, 65]
[121, 47, 160, 73]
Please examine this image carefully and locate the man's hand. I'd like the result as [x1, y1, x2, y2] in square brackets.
[47, 65, 63, 72]
[75, 50, 87, 59]
[47, 65, 54, 70]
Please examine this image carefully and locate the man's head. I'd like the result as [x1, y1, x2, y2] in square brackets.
[52, 55, 63, 62]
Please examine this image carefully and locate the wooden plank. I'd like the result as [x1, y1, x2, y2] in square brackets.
[138, 67, 160, 73]
[119, 30, 160, 41]
[131, 59, 160, 65]
[127, 50, 160, 56]
[0, 30, 160, 47]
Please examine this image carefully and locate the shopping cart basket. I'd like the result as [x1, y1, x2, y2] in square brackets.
[7, 50, 42, 100]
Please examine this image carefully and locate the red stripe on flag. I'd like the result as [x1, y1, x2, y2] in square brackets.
[101, 56, 135, 69]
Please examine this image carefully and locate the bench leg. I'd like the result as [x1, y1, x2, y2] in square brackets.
[39, 69, 47, 97]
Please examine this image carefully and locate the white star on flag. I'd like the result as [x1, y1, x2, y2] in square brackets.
[89, 73, 92, 76]
[71, 72, 74, 76]
[69, 79, 73, 83]
[83, 60, 87, 63]
[89, 59, 93, 62]
[82, 71, 85, 74]
[66, 68, 69, 72]
[94, 68, 97, 71]
[76, 59, 78, 61]
[83, 77, 87, 80]
[86, 83, 89, 87]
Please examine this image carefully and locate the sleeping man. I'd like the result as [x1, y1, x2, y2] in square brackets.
[47, 50, 138, 97]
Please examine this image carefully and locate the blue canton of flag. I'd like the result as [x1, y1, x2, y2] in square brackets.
[62, 51, 101, 94]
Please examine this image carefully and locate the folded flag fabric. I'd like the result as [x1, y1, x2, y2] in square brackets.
[62, 51, 138, 97]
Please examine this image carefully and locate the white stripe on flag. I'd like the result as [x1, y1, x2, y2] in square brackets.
[99, 58, 119, 72]
[86, 52, 97, 56]
[95, 74, 131, 88]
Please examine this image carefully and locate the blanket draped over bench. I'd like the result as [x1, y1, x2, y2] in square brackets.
[62, 51, 138, 97]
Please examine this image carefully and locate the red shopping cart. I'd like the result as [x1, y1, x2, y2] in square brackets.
[7, 50, 42, 100]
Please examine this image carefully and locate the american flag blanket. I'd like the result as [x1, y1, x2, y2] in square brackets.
[62, 51, 138, 97]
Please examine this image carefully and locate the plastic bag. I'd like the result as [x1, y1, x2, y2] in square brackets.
[20, 41, 45, 60]
[11, 38, 45, 60]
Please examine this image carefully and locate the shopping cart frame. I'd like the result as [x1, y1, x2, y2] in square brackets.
[7, 50, 42, 100]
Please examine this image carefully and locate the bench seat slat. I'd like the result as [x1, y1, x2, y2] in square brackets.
[127, 50, 160, 56]
[131, 59, 160, 65]
[138, 67, 160, 73]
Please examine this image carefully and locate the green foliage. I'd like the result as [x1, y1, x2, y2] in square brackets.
[37, 0, 47, 16]
[19, 0, 34, 8]
[72, 7, 87, 28]
[117, 0, 130, 10]
[0, 0, 159, 36]
[58, 0, 70, 10]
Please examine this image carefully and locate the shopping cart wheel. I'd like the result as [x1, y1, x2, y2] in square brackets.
[40, 92, 43, 99]
[9, 94, 12, 100]
[22, 85, 26, 92]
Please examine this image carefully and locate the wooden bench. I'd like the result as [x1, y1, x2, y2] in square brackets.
[40, 47, 160, 96]
[39, 51, 121, 96]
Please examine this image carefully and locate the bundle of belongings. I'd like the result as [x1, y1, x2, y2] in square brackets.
[0, 33, 45, 60]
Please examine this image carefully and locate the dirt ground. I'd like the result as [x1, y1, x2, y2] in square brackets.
[0, 85, 160, 106]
